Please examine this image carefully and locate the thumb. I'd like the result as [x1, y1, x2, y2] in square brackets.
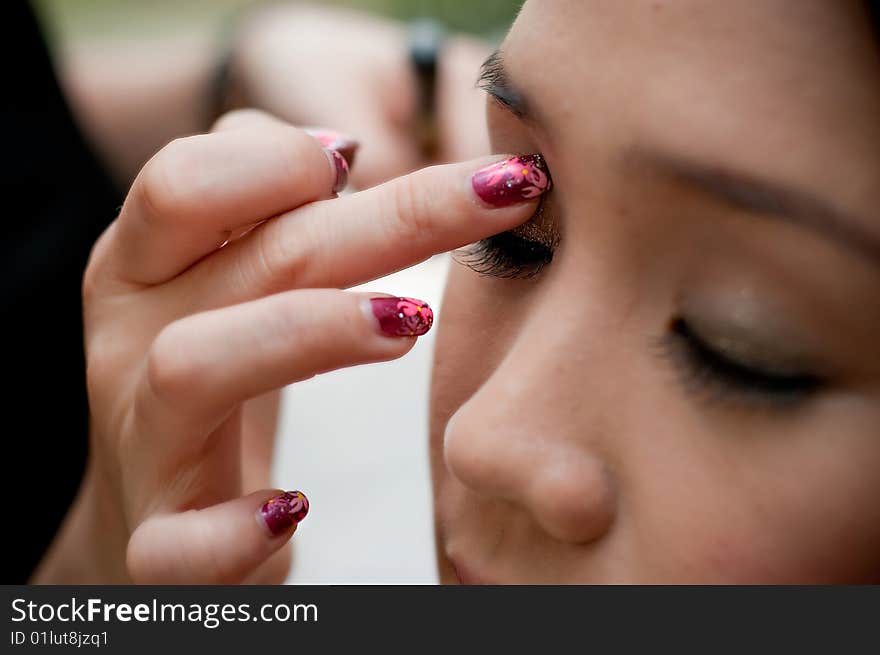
[126, 489, 309, 584]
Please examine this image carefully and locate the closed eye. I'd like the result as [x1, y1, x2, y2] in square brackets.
[660, 318, 824, 408]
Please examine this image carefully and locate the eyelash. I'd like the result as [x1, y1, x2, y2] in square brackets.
[476, 52, 524, 117]
[659, 318, 823, 408]
[476, 59, 822, 408]
[455, 231, 555, 279]
[461, 231, 823, 405]
[468, 58, 552, 278]
[457, 190, 557, 279]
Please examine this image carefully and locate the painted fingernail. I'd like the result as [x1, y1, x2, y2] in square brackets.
[260, 490, 310, 537]
[369, 297, 434, 337]
[324, 148, 350, 194]
[471, 154, 552, 207]
[305, 128, 360, 166]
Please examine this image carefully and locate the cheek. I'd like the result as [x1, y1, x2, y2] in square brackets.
[642, 480, 880, 583]
[429, 257, 880, 583]
[623, 391, 880, 583]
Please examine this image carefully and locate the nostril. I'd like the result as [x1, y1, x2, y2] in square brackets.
[526, 453, 616, 545]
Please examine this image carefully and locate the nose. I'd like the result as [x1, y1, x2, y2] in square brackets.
[444, 386, 617, 545]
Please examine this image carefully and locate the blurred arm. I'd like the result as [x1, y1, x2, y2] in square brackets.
[56, 5, 492, 191]
[58, 34, 219, 187]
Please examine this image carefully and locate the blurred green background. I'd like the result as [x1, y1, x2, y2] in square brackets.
[31, 0, 522, 42]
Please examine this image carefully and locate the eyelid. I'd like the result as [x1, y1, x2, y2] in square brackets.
[511, 195, 559, 248]
[476, 51, 527, 119]
[480, 83, 526, 118]
[657, 318, 823, 409]
[676, 309, 823, 377]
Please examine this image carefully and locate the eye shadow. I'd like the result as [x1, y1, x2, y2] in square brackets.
[511, 197, 559, 249]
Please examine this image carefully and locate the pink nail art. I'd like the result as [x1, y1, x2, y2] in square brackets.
[325, 148, 350, 194]
[305, 128, 359, 166]
[370, 297, 434, 337]
[260, 490, 309, 536]
[472, 154, 552, 207]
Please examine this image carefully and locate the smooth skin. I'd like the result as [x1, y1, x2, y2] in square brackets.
[38, 0, 880, 584]
[431, 0, 880, 583]
[36, 0, 486, 585]
[33, 111, 540, 584]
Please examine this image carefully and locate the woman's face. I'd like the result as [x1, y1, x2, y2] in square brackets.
[430, 0, 880, 583]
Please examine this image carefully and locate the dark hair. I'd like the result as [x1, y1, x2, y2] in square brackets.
[871, 0, 879, 34]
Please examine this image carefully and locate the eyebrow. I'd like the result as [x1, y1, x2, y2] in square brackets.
[636, 151, 880, 265]
[480, 52, 880, 267]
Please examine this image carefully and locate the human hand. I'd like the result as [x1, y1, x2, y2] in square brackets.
[77, 110, 549, 583]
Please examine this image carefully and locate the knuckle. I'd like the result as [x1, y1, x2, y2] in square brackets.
[145, 322, 196, 403]
[386, 171, 437, 243]
[249, 217, 315, 292]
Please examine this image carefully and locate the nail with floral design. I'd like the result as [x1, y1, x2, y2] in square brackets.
[304, 128, 360, 166]
[368, 297, 434, 337]
[259, 490, 310, 537]
[472, 154, 552, 207]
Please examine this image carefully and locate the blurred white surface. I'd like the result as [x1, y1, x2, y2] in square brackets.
[276, 255, 450, 584]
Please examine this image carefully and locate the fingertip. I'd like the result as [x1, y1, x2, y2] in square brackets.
[359, 295, 434, 338]
[258, 490, 310, 538]
[303, 127, 360, 167]
[469, 153, 553, 209]
[254, 510, 298, 539]
[323, 148, 350, 194]
[212, 108, 285, 133]
[128, 490, 310, 583]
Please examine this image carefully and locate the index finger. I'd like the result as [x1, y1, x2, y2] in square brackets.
[187, 154, 552, 307]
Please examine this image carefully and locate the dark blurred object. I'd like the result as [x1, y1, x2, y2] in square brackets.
[2, 2, 121, 583]
[409, 18, 445, 159]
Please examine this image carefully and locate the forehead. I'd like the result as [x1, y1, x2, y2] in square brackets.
[504, 0, 880, 210]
